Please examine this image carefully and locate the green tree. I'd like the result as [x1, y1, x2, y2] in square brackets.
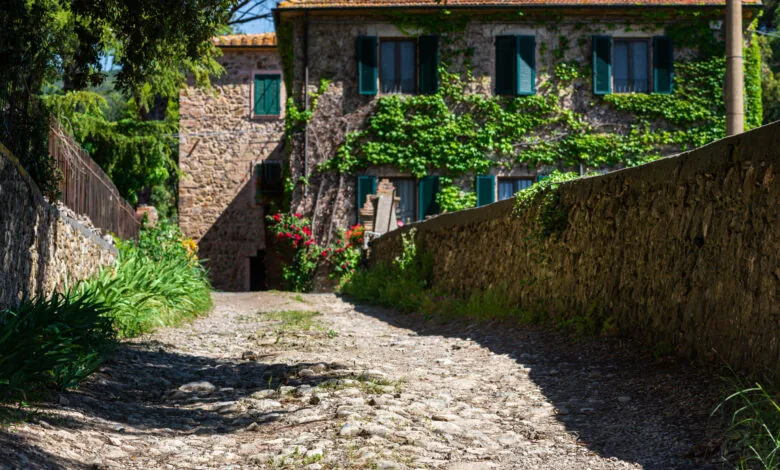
[0, 0, 231, 201]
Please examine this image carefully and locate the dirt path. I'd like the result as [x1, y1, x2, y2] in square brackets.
[1, 292, 725, 469]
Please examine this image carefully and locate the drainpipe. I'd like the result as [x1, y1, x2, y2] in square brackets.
[726, 0, 744, 136]
[303, 11, 310, 198]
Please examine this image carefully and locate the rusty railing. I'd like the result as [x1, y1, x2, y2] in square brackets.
[49, 119, 141, 240]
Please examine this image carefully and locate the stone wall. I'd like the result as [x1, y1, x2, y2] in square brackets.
[178, 47, 286, 291]
[0, 144, 117, 309]
[370, 122, 780, 378]
[281, 10, 753, 241]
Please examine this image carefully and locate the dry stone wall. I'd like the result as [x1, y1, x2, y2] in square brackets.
[0, 144, 117, 309]
[370, 122, 780, 378]
[178, 48, 285, 291]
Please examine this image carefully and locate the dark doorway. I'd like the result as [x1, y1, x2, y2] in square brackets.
[249, 250, 267, 291]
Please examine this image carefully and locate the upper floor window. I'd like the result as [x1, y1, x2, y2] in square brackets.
[254, 74, 281, 116]
[495, 35, 536, 96]
[380, 39, 416, 94]
[357, 35, 439, 96]
[613, 39, 649, 93]
[593, 36, 673, 95]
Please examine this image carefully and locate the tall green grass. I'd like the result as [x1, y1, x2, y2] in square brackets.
[0, 220, 212, 401]
[79, 249, 211, 338]
[717, 382, 780, 469]
[0, 292, 116, 399]
[78, 220, 212, 338]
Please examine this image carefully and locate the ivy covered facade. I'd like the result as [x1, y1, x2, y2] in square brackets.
[275, 1, 761, 237]
[179, 1, 762, 291]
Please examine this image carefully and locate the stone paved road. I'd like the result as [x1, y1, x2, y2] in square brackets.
[0, 292, 726, 469]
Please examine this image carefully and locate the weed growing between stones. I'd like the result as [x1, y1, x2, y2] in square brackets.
[715, 380, 780, 470]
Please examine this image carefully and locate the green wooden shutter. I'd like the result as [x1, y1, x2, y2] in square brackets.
[476, 175, 496, 207]
[357, 36, 378, 96]
[653, 36, 674, 94]
[254, 75, 281, 115]
[516, 36, 536, 95]
[419, 35, 439, 94]
[495, 36, 516, 95]
[592, 36, 612, 95]
[356, 175, 377, 216]
[418, 176, 440, 220]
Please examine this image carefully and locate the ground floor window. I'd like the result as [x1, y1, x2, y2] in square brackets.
[389, 178, 416, 225]
[498, 178, 534, 201]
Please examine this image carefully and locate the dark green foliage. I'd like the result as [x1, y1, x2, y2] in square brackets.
[0, 292, 116, 399]
[0, 0, 229, 200]
[79, 222, 212, 338]
[716, 381, 780, 469]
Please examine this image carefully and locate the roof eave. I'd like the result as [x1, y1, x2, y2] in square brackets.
[275, 2, 760, 15]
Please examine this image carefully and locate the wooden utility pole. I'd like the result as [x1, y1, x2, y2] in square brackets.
[726, 0, 745, 135]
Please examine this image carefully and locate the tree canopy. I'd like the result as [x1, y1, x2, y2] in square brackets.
[0, 0, 234, 204]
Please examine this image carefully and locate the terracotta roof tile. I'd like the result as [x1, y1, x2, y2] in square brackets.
[212, 33, 277, 47]
[278, 0, 759, 8]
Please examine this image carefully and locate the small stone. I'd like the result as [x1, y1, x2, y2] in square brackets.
[617, 396, 631, 403]
[178, 381, 216, 394]
[340, 422, 360, 437]
[305, 448, 323, 459]
[299, 368, 316, 378]
[57, 395, 70, 405]
[102, 445, 128, 459]
[241, 351, 258, 361]
[309, 395, 321, 405]
[311, 363, 328, 373]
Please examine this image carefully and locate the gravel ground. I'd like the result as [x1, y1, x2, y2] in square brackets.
[0, 292, 727, 469]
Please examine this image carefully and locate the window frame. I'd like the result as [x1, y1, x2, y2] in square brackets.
[250, 69, 284, 119]
[387, 177, 418, 224]
[378, 37, 418, 95]
[498, 177, 535, 201]
[612, 38, 652, 94]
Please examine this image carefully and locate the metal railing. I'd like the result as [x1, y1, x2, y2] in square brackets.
[49, 119, 140, 240]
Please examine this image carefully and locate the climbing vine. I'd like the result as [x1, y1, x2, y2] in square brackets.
[310, 10, 762, 213]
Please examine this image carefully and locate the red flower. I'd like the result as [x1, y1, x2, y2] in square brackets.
[294, 213, 302, 219]
[302, 226, 312, 236]
[276, 233, 284, 239]
[321, 250, 328, 258]
[273, 214, 281, 222]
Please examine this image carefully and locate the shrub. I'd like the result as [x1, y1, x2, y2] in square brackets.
[79, 221, 212, 338]
[266, 213, 364, 292]
[0, 292, 116, 399]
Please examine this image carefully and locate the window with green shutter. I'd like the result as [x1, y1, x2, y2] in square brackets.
[495, 35, 536, 96]
[516, 36, 535, 95]
[357, 36, 378, 96]
[254, 74, 281, 116]
[653, 36, 674, 94]
[495, 36, 516, 95]
[476, 175, 496, 207]
[356, 175, 377, 217]
[255, 160, 283, 203]
[592, 36, 612, 95]
[418, 176, 440, 220]
[419, 35, 439, 94]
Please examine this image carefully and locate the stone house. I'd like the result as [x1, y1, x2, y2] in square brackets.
[179, 0, 760, 291]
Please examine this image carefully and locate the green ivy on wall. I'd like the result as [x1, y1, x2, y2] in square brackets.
[300, 11, 763, 213]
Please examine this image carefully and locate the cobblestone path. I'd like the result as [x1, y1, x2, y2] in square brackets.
[1, 292, 725, 469]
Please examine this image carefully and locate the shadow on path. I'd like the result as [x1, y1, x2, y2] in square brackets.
[346, 299, 727, 470]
